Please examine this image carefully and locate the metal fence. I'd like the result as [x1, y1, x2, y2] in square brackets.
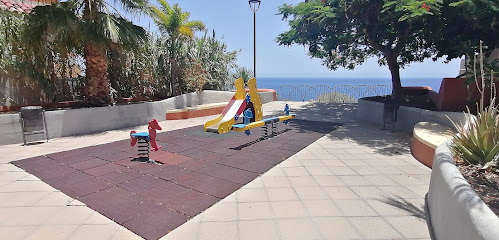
[277, 85, 392, 102]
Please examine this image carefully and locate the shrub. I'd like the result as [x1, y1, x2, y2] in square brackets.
[316, 91, 356, 103]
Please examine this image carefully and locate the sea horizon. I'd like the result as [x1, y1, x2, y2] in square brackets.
[256, 77, 442, 101]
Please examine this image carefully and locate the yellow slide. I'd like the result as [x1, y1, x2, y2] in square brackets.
[204, 78, 246, 133]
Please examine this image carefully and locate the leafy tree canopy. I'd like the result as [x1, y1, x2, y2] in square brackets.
[277, 0, 442, 98]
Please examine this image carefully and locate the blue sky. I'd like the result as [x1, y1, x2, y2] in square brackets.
[133, 0, 461, 79]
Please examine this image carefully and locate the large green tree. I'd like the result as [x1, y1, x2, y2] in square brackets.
[429, 0, 498, 60]
[277, 0, 442, 99]
[149, 0, 205, 96]
[23, 0, 148, 104]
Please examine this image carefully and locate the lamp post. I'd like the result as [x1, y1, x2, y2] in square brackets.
[248, 0, 261, 78]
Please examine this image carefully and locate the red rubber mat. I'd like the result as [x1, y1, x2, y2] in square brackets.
[12, 120, 340, 240]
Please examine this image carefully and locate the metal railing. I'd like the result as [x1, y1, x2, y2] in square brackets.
[277, 84, 392, 102]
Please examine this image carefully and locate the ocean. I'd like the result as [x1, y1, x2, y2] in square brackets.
[256, 77, 442, 101]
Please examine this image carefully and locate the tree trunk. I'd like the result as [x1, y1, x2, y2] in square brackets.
[82, 0, 110, 105]
[386, 52, 403, 100]
[84, 43, 111, 104]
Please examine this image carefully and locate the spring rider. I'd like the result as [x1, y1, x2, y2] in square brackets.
[130, 119, 162, 162]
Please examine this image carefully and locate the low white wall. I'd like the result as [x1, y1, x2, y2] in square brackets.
[357, 99, 384, 126]
[0, 90, 275, 145]
[426, 141, 499, 240]
[357, 99, 469, 132]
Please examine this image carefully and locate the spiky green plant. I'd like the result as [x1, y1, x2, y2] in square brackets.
[452, 103, 499, 165]
[451, 41, 498, 166]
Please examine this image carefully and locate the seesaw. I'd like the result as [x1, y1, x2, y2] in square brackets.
[232, 112, 296, 139]
[204, 77, 295, 138]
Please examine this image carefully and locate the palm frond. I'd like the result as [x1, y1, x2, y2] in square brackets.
[178, 25, 194, 38]
[185, 20, 205, 32]
[94, 13, 147, 47]
[156, 0, 171, 15]
[113, 0, 149, 15]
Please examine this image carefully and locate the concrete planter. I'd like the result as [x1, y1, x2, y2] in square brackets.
[0, 90, 275, 145]
[357, 98, 468, 132]
[426, 141, 499, 240]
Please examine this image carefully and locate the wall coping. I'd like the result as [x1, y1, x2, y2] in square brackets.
[413, 122, 455, 149]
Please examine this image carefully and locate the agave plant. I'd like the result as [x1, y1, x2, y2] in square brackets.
[452, 101, 499, 165]
[452, 40, 499, 166]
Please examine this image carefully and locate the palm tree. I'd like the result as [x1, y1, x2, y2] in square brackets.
[23, 0, 148, 105]
[149, 0, 205, 96]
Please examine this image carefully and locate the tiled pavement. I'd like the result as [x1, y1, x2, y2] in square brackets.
[0, 101, 432, 240]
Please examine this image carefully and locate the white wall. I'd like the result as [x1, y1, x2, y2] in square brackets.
[0, 90, 275, 145]
[357, 99, 469, 132]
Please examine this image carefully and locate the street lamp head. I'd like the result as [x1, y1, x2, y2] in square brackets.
[248, 0, 261, 13]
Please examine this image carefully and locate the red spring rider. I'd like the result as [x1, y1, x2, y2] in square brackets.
[130, 119, 162, 160]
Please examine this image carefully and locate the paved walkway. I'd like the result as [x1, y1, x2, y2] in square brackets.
[0, 102, 431, 240]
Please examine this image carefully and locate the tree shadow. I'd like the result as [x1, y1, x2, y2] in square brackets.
[265, 102, 411, 156]
[379, 195, 426, 219]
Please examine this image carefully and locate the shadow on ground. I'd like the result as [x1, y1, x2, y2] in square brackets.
[380, 196, 426, 219]
[266, 102, 411, 156]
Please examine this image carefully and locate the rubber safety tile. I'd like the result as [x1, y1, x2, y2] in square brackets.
[12, 120, 341, 239]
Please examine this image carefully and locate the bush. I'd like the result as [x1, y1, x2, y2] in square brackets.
[316, 91, 356, 103]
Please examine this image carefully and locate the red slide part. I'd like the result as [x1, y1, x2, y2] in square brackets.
[221, 96, 236, 116]
[236, 100, 248, 115]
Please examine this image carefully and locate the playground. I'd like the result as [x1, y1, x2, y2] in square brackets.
[0, 99, 433, 240]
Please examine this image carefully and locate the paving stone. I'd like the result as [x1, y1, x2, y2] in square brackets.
[302, 199, 342, 217]
[348, 217, 403, 239]
[198, 221, 237, 240]
[276, 218, 322, 240]
[334, 199, 378, 216]
[237, 188, 268, 202]
[313, 217, 361, 239]
[266, 187, 299, 201]
[67, 224, 120, 240]
[238, 202, 273, 220]
[0, 226, 38, 239]
[385, 216, 430, 239]
[271, 201, 308, 218]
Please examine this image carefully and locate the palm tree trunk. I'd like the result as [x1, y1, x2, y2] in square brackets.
[84, 43, 110, 104]
[83, 0, 110, 104]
